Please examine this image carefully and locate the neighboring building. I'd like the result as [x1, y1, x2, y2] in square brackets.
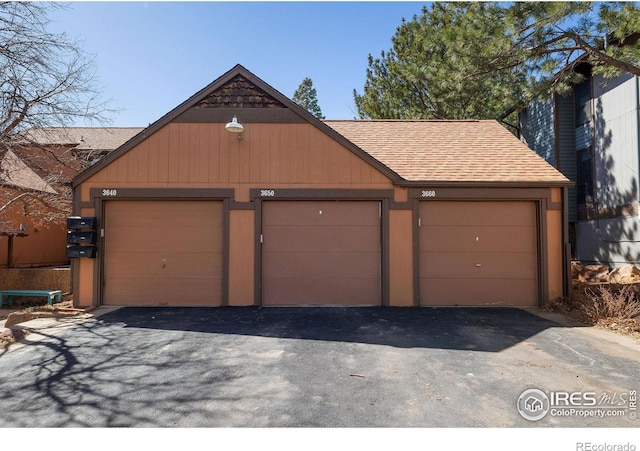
[0, 127, 142, 267]
[519, 63, 640, 267]
[71, 64, 570, 309]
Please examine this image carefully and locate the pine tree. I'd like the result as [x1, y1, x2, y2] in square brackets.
[354, 2, 640, 120]
[293, 78, 324, 119]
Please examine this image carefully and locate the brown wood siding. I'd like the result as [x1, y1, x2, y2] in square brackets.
[81, 123, 392, 203]
[262, 201, 381, 306]
[228, 209, 254, 306]
[419, 201, 538, 306]
[103, 200, 223, 306]
[388, 209, 414, 306]
[77, 257, 94, 307]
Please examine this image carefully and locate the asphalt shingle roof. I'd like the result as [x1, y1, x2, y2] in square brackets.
[325, 119, 570, 184]
[19, 127, 143, 151]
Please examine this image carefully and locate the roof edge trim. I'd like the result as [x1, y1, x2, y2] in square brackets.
[394, 180, 574, 188]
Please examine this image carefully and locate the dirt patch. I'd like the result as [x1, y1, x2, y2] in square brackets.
[0, 298, 82, 349]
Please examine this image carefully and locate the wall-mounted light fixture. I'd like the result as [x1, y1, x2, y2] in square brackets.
[225, 115, 244, 139]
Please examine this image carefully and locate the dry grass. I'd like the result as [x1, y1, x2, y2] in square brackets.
[547, 283, 640, 339]
[582, 285, 640, 322]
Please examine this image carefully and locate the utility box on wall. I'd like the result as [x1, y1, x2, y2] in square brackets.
[66, 216, 97, 258]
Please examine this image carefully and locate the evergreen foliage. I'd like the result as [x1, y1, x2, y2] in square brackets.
[293, 78, 324, 119]
[354, 2, 640, 120]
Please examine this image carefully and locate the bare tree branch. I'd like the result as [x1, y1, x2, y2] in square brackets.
[0, 2, 115, 230]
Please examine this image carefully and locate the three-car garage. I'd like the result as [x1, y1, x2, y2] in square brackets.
[70, 65, 570, 309]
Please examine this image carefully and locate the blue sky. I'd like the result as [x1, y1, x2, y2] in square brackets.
[47, 1, 427, 127]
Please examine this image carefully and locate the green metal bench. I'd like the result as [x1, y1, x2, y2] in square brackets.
[0, 290, 62, 307]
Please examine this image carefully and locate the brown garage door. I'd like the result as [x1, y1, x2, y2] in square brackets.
[419, 201, 538, 306]
[262, 200, 381, 306]
[103, 200, 223, 306]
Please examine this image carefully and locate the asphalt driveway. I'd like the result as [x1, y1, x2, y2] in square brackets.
[0, 307, 638, 427]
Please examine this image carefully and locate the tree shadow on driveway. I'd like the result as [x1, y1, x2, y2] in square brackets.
[2, 306, 638, 427]
[98, 306, 563, 352]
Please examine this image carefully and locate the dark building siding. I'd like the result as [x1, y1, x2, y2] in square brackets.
[555, 94, 578, 223]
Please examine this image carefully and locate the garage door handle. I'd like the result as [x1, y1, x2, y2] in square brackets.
[475, 263, 482, 267]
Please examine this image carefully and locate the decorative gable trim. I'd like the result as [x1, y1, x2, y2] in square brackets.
[194, 74, 286, 109]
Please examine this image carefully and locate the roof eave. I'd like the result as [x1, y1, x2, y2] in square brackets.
[394, 180, 574, 188]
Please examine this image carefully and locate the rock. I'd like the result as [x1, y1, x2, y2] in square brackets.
[608, 264, 640, 284]
[4, 312, 34, 327]
[571, 261, 584, 280]
[572, 261, 610, 283]
[3, 310, 61, 327]
[584, 265, 610, 283]
[1, 327, 27, 340]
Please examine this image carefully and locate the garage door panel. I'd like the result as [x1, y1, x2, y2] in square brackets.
[262, 200, 381, 306]
[104, 200, 223, 306]
[420, 278, 538, 306]
[107, 202, 222, 226]
[105, 251, 223, 279]
[420, 251, 537, 279]
[419, 225, 536, 253]
[263, 201, 379, 226]
[419, 201, 538, 306]
[264, 251, 380, 279]
[420, 201, 535, 226]
[107, 226, 222, 252]
[263, 278, 380, 306]
[105, 277, 222, 306]
[265, 225, 380, 252]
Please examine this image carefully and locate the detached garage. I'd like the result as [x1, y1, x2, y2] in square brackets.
[70, 65, 571, 308]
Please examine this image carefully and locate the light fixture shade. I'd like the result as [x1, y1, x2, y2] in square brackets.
[225, 116, 244, 133]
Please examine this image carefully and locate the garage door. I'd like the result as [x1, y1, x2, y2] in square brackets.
[419, 201, 538, 306]
[262, 200, 381, 306]
[103, 200, 224, 306]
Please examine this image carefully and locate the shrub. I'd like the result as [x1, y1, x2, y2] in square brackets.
[581, 285, 640, 324]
